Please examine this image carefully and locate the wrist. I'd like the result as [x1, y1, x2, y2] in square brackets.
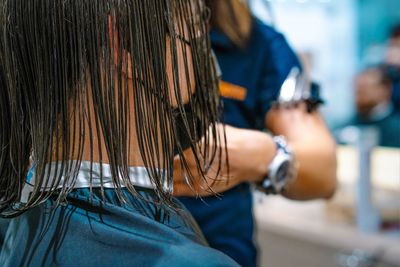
[251, 132, 276, 183]
[234, 130, 276, 184]
[259, 135, 296, 194]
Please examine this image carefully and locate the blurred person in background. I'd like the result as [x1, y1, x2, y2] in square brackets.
[349, 67, 400, 147]
[384, 24, 400, 110]
[174, 0, 337, 266]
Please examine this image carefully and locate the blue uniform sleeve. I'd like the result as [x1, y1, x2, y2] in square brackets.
[257, 30, 302, 118]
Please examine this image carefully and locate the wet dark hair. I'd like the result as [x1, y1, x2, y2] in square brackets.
[0, 57, 12, 205]
[0, 0, 224, 216]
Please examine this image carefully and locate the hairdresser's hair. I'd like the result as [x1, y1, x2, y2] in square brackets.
[205, 0, 253, 48]
[0, 0, 223, 216]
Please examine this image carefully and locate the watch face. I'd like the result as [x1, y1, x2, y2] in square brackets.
[276, 160, 291, 184]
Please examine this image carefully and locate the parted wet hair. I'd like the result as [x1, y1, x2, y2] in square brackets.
[0, 0, 224, 216]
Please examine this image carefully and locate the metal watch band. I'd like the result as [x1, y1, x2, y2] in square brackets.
[260, 135, 294, 195]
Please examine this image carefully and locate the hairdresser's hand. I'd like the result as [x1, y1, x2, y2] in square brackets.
[266, 104, 321, 140]
[173, 123, 276, 197]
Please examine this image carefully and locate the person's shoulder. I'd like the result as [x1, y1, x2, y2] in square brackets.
[251, 18, 285, 43]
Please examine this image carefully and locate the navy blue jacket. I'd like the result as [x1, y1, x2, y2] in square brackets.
[179, 20, 302, 267]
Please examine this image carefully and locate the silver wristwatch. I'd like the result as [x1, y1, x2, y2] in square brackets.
[260, 136, 296, 194]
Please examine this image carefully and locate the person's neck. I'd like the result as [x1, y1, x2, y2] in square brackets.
[53, 80, 165, 167]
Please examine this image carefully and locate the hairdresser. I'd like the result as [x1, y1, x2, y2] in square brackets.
[174, 1, 337, 266]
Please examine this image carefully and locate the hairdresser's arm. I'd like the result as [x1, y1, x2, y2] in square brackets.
[173, 105, 337, 199]
[173, 124, 276, 196]
[265, 103, 337, 200]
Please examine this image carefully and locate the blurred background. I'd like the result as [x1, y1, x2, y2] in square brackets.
[247, 1, 400, 266]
